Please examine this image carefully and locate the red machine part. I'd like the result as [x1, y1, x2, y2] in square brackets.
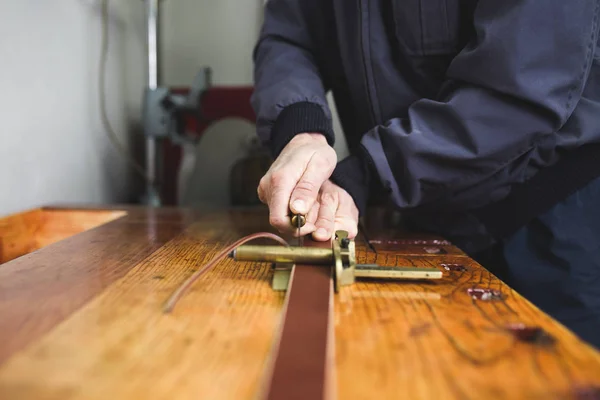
[162, 86, 256, 205]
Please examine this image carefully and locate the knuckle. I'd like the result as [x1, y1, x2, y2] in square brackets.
[259, 175, 268, 189]
[323, 147, 337, 164]
[269, 172, 285, 187]
[317, 213, 335, 226]
[257, 189, 265, 203]
[314, 152, 335, 171]
[269, 215, 286, 227]
[320, 192, 338, 207]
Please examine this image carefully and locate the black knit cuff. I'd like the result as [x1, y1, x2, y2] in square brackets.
[330, 153, 371, 216]
[269, 102, 335, 157]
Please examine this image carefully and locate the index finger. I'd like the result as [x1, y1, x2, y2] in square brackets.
[267, 170, 299, 231]
[289, 153, 334, 215]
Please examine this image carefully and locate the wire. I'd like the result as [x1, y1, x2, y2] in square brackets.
[164, 233, 289, 313]
[100, 0, 149, 181]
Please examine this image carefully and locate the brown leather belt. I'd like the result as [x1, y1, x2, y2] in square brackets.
[263, 239, 334, 400]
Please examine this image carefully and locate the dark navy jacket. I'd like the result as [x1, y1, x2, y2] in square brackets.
[251, 0, 600, 252]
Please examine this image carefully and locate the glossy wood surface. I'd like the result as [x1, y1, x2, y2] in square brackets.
[0, 206, 202, 364]
[0, 206, 598, 400]
[338, 249, 600, 399]
[0, 208, 283, 400]
[0, 208, 126, 264]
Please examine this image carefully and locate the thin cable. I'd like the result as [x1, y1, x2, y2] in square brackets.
[164, 233, 289, 313]
[100, 0, 149, 181]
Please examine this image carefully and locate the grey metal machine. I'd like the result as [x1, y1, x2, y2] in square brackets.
[141, 0, 210, 206]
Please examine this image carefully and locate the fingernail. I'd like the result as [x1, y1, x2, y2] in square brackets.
[292, 199, 306, 213]
[316, 228, 328, 238]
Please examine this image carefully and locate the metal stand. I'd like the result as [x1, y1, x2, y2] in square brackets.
[140, 0, 210, 206]
[141, 0, 161, 206]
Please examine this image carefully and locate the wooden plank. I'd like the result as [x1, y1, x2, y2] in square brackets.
[0, 208, 126, 264]
[0, 215, 284, 400]
[42, 204, 205, 223]
[0, 208, 43, 263]
[0, 208, 200, 365]
[34, 209, 128, 250]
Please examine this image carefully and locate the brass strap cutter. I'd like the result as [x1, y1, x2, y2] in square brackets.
[230, 229, 442, 292]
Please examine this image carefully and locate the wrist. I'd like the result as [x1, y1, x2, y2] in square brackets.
[269, 101, 335, 157]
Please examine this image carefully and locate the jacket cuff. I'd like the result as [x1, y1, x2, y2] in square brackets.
[330, 153, 371, 216]
[269, 102, 335, 157]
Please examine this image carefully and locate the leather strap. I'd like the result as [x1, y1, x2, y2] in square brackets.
[263, 239, 334, 400]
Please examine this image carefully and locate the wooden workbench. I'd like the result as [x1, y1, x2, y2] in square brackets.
[0, 205, 599, 399]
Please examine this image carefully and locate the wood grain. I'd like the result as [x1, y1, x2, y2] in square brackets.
[0, 208, 126, 264]
[0, 213, 284, 400]
[335, 243, 600, 399]
[0, 207, 598, 400]
[0, 207, 202, 364]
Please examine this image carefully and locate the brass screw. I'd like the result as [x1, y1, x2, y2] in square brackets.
[290, 214, 306, 228]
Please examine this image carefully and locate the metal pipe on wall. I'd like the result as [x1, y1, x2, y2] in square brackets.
[144, 0, 160, 206]
[146, 0, 159, 90]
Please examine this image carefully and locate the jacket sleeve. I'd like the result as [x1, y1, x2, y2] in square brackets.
[335, 0, 600, 214]
[251, 0, 335, 157]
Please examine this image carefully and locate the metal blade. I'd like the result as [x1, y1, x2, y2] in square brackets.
[297, 216, 303, 247]
[290, 214, 306, 247]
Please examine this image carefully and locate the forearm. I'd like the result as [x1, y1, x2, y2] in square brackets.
[251, 0, 335, 157]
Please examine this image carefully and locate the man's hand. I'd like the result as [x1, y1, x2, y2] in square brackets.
[257, 133, 337, 235]
[305, 180, 359, 240]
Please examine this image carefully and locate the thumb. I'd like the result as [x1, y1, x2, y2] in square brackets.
[333, 186, 359, 239]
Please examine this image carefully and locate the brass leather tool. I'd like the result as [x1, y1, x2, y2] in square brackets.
[231, 230, 443, 292]
[290, 213, 305, 246]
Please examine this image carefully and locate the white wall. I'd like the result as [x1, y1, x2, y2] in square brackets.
[0, 1, 348, 215]
[0, 0, 144, 217]
[160, 0, 263, 87]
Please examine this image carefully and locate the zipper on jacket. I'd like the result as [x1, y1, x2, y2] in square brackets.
[358, 0, 380, 127]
